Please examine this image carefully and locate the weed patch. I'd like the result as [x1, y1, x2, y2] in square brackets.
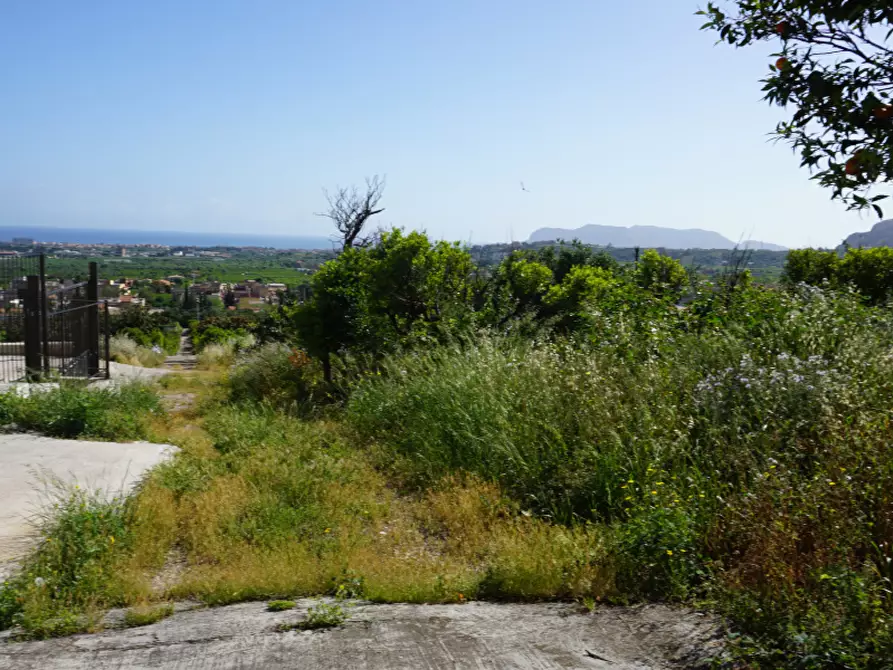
[279, 600, 350, 632]
[266, 600, 295, 612]
[0, 383, 164, 441]
[0, 488, 131, 638]
[123, 603, 174, 627]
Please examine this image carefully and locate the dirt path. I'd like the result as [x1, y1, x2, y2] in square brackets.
[164, 329, 197, 371]
[0, 600, 723, 669]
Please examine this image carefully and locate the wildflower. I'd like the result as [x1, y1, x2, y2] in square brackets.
[651, 490, 658, 495]
[324, 528, 331, 533]
[666, 550, 673, 556]
[110, 536, 115, 544]
[34, 577, 46, 588]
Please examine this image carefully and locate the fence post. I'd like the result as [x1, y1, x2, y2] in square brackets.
[24, 275, 42, 381]
[87, 262, 99, 377]
[104, 300, 111, 380]
[39, 254, 49, 376]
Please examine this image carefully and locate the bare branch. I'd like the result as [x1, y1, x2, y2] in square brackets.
[315, 175, 386, 250]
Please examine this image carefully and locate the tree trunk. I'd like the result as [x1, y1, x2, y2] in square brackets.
[322, 353, 332, 384]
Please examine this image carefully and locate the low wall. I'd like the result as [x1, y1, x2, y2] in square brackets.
[0, 342, 77, 357]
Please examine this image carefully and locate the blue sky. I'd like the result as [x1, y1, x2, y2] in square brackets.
[0, 0, 885, 248]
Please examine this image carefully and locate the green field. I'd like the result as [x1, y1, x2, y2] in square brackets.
[45, 255, 323, 285]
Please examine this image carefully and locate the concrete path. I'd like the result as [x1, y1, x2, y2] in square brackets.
[164, 330, 196, 371]
[0, 600, 723, 669]
[0, 434, 177, 579]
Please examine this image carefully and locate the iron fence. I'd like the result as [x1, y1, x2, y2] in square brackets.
[0, 254, 108, 383]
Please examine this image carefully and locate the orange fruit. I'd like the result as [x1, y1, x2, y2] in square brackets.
[874, 105, 893, 120]
[775, 57, 790, 71]
[775, 21, 788, 36]
[845, 158, 860, 176]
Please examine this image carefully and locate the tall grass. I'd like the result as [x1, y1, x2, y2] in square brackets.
[0, 487, 132, 638]
[0, 383, 164, 440]
[196, 343, 235, 369]
[228, 343, 326, 415]
[109, 334, 166, 368]
[347, 287, 893, 666]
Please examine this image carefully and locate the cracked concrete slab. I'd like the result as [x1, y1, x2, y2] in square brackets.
[0, 600, 724, 669]
[0, 434, 177, 580]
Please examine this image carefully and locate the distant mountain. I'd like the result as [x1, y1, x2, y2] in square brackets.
[843, 219, 893, 248]
[528, 224, 786, 251]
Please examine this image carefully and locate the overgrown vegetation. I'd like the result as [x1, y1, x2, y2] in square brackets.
[0, 383, 164, 440]
[266, 599, 295, 612]
[4, 230, 893, 668]
[123, 603, 174, 627]
[279, 598, 352, 631]
[109, 334, 167, 368]
[0, 489, 132, 638]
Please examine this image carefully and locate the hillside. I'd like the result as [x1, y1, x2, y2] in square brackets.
[529, 224, 786, 250]
[843, 219, 893, 248]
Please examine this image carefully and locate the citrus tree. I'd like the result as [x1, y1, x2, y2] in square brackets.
[699, 1, 893, 215]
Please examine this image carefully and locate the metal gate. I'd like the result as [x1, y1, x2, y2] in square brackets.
[0, 254, 43, 383]
[0, 254, 109, 383]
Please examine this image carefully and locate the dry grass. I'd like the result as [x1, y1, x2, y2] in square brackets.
[117, 400, 614, 607]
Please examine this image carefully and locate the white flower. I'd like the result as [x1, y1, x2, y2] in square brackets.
[34, 577, 46, 588]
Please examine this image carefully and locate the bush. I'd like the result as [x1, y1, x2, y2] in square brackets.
[784, 246, 893, 305]
[347, 286, 893, 665]
[196, 343, 235, 369]
[0, 488, 131, 637]
[0, 383, 164, 440]
[348, 337, 683, 523]
[228, 343, 325, 415]
[110, 334, 166, 368]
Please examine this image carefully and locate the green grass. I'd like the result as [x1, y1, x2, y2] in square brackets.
[278, 600, 350, 631]
[266, 600, 296, 612]
[3, 284, 892, 667]
[346, 287, 893, 666]
[0, 488, 132, 638]
[0, 383, 164, 440]
[123, 603, 174, 627]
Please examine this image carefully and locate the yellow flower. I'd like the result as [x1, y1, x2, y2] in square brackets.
[620, 485, 628, 489]
[324, 528, 331, 533]
[666, 550, 673, 556]
[109, 536, 115, 544]
[651, 490, 658, 495]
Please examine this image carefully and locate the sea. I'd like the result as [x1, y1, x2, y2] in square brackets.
[0, 226, 334, 250]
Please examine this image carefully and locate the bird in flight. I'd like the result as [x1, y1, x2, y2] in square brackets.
[520, 181, 530, 193]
